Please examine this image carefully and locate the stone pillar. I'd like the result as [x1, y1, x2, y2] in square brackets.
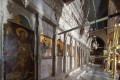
[86, 49, 88, 64]
[88, 50, 90, 63]
[84, 50, 86, 64]
[75, 41, 77, 68]
[85, 50, 87, 64]
[37, 14, 43, 80]
[84, 49, 85, 65]
[63, 33, 67, 72]
[83, 49, 85, 65]
[70, 36, 73, 69]
[52, 26, 58, 76]
[80, 48, 82, 66]
[79, 46, 81, 67]
[87, 50, 89, 64]
[0, 13, 3, 80]
[81, 49, 83, 65]
[0, 0, 4, 79]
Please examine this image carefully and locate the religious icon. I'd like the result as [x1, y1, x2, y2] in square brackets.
[103, 50, 107, 56]
[40, 35, 53, 57]
[57, 40, 64, 56]
[4, 22, 34, 80]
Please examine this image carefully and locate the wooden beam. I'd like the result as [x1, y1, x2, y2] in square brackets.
[58, 16, 108, 35]
[58, 12, 120, 35]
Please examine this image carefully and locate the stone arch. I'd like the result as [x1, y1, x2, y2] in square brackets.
[90, 35, 106, 46]
[12, 14, 31, 28]
[90, 36, 106, 47]
[90, 36, 105, 56]
[89, 29, 107, 46]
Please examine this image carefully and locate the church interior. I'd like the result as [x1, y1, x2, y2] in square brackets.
[0, 0, 120, 80]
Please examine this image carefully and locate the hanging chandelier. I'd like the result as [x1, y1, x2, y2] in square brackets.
[92, 36, 98, 50]
[22, 0, 29, 8]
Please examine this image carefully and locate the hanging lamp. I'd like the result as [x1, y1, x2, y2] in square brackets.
[22, 0, 29, 8]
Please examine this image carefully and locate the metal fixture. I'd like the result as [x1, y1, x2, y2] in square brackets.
[55, 13, 58, 20]
[104, 41, 112, 72]
[92, 36, 98, 50]
[22, 0, 29, 8]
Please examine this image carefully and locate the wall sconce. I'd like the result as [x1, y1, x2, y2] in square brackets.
[22, 0, 29, 8]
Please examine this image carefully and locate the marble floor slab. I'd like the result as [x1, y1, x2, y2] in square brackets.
[79, 64, 119, 80]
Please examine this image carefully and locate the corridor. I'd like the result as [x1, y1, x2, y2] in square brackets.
[43, 64, 119, 80]
[0, 0, 120, 80]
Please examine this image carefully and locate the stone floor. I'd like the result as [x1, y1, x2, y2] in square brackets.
[78, 64, 119, 80]
[42, 64, 119, 80]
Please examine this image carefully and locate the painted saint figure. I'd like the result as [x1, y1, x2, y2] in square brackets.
[4, 22, 34, 80]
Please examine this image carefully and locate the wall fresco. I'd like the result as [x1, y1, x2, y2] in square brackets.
[4, 22, 34, 80]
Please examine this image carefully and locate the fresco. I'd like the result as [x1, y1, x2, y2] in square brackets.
[12, 14, 31, 28]
[40, 35, 53, 57]
[57, 40, 64, 56]
[4, 22, 34, 80]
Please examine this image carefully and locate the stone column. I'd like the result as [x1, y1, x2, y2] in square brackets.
[84, 50, 86, 64]
[85, 50, 87, 64]
[86, 50, 88, 64]
[88, 50, 90, 63]
[0, 9, 3, 80]
[52, 26, 58, 76]
[83, 49, 85, 65]
[87, 50, 89, 64]
[81, 49, 83, 65]
[37, 14, 43, 80]
[79, 47, 81, 66]
[0, 1, 4, 79]
[63, 33, 67, 72]
[75, 41, 77, 68]
[84, 49, 85, 65]
[70, 36, 73, 69]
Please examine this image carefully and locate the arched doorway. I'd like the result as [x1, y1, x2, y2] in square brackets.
[91, 37, 105, 56]
[90, 36, 105, 64]
[3, 14, 35, 80]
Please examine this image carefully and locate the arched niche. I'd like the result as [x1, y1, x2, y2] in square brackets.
[12, 14, 32, 29]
